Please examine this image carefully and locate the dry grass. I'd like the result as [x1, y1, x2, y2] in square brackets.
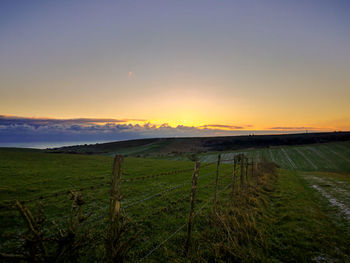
[189, 161, 278, 262]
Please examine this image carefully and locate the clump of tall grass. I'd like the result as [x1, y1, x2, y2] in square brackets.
[189, 161, 278, 262]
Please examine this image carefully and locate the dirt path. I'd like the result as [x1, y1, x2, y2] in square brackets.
[301, 173, 350, 224]
[311, 184, 350, 219]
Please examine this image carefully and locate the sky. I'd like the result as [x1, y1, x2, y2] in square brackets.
[1, 0, 350, 143]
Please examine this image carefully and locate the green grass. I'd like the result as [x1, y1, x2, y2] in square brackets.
[1, 144, 350, 262]
[99, 140, 173, 156]
[0, 149, 233, 260]
[198, 141, 350, 173]
[265, 170, 350, 262]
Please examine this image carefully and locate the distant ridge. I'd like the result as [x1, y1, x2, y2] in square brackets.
[46, 131, 350, 156]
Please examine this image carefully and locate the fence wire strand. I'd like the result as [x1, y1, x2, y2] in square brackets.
[137, 181, 232, 262]
[123, 170, 215, 209]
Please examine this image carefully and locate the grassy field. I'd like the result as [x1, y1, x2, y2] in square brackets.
[1, 140, 350, 261]
[265, 169, 350, 262]
[0, 148, 234, 261]
[198, 141, 350, 173]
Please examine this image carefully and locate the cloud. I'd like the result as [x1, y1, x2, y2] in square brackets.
[0, 115, 318, 144]
[199, 124, 245, 130]
[0, 115, 146, 126]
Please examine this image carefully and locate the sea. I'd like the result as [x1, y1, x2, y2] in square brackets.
[0, 141, 115, 149]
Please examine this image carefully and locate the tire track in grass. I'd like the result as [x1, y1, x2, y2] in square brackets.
[335, 144, 350, 155]
[307, 147, 336, 170]
[295, 148, 318, 170]
[281, 148, 297, 169]
[274, 148, 290, 169]
[322, 144, 350, 164]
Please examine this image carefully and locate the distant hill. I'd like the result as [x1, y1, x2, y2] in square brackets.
[46, 131, 350, 157]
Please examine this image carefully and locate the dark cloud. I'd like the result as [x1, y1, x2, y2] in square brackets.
[0, 115, 146, 127]
[0, 115, 310, 144]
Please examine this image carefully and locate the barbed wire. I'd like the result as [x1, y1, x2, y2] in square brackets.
[0, 182, 111, 209]
[0, 161, 220, 210]
[137, 181, 232, 262]
[123, 180, 191, 210]
[0, 163, 231, 214]
[121, 167, 194, 182]
[137, 222, 186, 263]
[123, 170, 216, 210]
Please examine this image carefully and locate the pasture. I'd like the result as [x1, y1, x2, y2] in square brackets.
[1, 140, 350, 261]
[199, 141, 350, 173]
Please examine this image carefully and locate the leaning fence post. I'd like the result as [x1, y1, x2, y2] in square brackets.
[213, 155, 221, 212]
[184, 161, 200, 257]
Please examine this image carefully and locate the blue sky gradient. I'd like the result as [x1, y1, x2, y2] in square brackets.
[1, 1, 349, 143]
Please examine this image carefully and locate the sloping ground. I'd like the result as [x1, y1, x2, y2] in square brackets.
[199, 141, 350, 173]
[1, 148, 350, 261]
[0, 149, 232, 259]
[45, 132, 350, 157]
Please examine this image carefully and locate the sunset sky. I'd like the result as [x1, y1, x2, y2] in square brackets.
[1, 0, 350, 143]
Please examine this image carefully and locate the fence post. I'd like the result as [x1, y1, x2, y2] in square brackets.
[184, 161, 200, 257]
[251, 159, 254, 178]
[231, 156, 236, 199]
[213, 155, 221, 212]
[109, 155, 123, 227]
[245, 157, 249, 184]
[240, 155, 244, 188]
[106, 154, 123, 261]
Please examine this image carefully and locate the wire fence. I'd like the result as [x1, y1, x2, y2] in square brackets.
[137, 181, 233, 262]
[1, 154, 260, 261]
[0, 160, 220, 209]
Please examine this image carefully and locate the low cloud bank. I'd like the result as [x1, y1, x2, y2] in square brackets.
[0, 115, 315, 143]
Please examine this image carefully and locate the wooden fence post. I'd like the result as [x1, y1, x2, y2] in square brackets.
[245, 157, 248, 184]
[231, 156, 236, 199]
[251, 159, 254, 178]
[106, 155, 123, 261]
[109, 155, 123, 228]
[213, 155, 221, 212]
[240, 155, 244, 188]
[184, 161, 200, 257]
